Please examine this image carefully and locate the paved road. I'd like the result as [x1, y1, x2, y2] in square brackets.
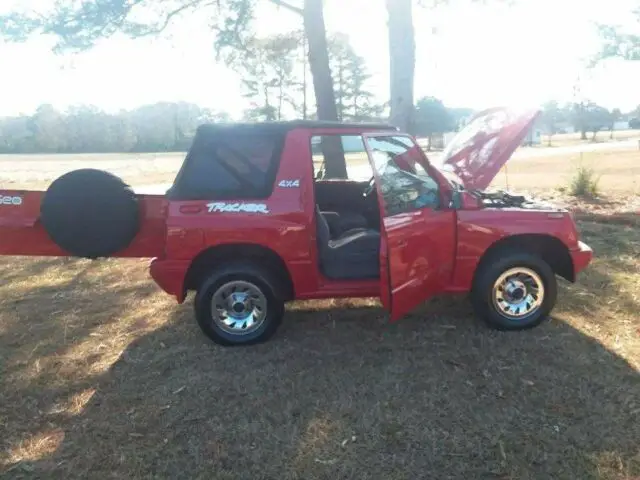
[512, 139, 639, 159]
[426, 138, 639, 164]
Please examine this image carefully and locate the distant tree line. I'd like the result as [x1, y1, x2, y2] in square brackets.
[2, 95, 634, 155]
[541, 101, 636, 145]
[0, 103, 231, 154]
[0, 96, 474, 155]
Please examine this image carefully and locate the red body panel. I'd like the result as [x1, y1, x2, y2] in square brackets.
[447, 209, 583, 291]
[0, 190, 167, 258]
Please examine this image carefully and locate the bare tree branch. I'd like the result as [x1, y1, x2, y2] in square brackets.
[133, 0, 216, 36]
[268, 0, 303, 15]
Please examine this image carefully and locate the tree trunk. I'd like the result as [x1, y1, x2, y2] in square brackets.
[264, 87, 275, 121]
[580, 129, 587, 140]
[303, 0, 344, 177]
[386, 0, 415, 133]
[302, 35, 308, 120]
[278, 79, 284, 121]
[303, 0, 338, 123]
[337, 62, 344, 121]
[320, 136, 347, 179]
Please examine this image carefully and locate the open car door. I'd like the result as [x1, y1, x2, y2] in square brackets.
[362, 133, 456, 321]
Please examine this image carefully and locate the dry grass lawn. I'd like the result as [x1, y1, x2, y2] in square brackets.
[1, 222, 639, 479]
[1, 149, 639, 478]
[492, 149, 640, 196]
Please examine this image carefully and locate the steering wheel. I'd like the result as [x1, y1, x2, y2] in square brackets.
[363, 176, 376, 197]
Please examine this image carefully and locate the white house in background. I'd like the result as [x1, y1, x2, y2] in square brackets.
[613, 120, 630, 130]
[422, 125, 543, 150]
[522, 127, 542, 146]
[421, 133, 454, 150]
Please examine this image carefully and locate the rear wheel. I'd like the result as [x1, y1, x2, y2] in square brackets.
[194, 263, 285, 346]
[471, 251, 557, 331]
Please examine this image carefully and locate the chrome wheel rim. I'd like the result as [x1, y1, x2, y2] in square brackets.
[492, 267, 544, 320]
[211, 281, 267, 335]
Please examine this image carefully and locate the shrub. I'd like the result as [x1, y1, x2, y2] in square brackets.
[569, 165, 600, 197]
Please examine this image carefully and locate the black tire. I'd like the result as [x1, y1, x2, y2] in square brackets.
[471, 250, 557, 331]
[40, 169, 140, 259]
[194, 263, 285, 346]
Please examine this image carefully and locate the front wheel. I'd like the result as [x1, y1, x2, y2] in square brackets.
[471, 251, 558, 331]
[194, 263, 285, 346]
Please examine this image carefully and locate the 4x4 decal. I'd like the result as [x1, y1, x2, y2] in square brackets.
[278, 179, 300, 188]
[206, 202, 269, 214]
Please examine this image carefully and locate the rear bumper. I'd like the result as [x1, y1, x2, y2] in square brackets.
[149, 258, 190, 303]
[570, 241, 593, 279]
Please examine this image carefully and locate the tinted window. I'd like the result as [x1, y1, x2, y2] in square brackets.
[365, 135, 440, 216]
[174, 133, 281, 199]
[311, 135, 373, 181]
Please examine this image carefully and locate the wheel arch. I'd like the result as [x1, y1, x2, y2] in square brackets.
[183, 243, 295, 301]
[475, 234, 575, 284]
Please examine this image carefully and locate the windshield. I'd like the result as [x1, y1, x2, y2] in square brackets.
[366, 136, 431, 178]
[365, 135, 441, 214]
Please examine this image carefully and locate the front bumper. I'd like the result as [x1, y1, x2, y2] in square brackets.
[570, 241, 593, 278]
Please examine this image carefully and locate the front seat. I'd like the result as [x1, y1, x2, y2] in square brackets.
[320, 210, 369, 237]
[315, 206, 380, 279]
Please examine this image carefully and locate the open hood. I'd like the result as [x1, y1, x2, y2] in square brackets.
[440, 107, 540, 191]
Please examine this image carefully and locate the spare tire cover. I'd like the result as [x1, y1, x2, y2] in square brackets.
[40, 169, 140, 259]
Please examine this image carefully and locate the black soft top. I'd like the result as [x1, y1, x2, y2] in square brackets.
[168, 120, 398, 200]
[196, 120, 398, 137]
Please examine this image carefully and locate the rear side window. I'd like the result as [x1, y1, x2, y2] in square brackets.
[171, 133, 282, 200]
[311, 134, 374, 181]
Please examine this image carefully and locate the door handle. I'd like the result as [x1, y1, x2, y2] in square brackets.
[179, 205, 203, 214]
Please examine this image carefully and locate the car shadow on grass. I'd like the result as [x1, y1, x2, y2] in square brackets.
[4, 297, 640, 479]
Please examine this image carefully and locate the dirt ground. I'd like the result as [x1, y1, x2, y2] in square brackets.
[1, 145, 639, 479]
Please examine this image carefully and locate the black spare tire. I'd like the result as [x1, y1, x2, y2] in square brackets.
[40, 169, 140, 259]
